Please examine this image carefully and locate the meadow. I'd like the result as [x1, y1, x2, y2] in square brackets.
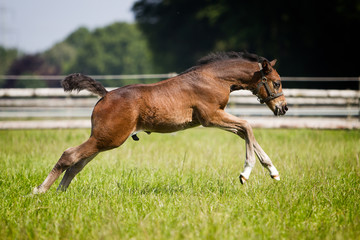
[0, 128, 359, 239]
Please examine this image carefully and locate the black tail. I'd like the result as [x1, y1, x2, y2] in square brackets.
[61, 73, 108, 97]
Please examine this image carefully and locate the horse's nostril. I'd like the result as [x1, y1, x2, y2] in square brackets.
[284, 105, 288, 111]
[274, 107, 279, 116]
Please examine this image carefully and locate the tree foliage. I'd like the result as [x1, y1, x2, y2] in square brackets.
[0, 46, 18, 75]
[0, 46, 19, 86]
[68, 23, 154, 75]
[1, 1, 358, 89]
[133, 0, 360, 77]
[1, 23, 154, 88]
[5, 54, 58, 88]
[43, 27, 91, 75]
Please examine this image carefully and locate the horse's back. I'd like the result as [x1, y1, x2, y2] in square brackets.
[91, 81, 199, 134]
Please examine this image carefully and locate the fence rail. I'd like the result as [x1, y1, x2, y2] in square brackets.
[1, 88, 358, 118]
[0, 74, 179, 81]
[0, 75, 359, 129]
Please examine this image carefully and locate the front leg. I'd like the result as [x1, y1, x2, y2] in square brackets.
[240, 136, 256, 184]
[200, 110, 257, 183]
[254, 142, 280, 180]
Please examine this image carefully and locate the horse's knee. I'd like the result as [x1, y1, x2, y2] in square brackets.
[238, 121, 254, 139]
[55, 147, 78, 170]
[241, 120, 252, 132]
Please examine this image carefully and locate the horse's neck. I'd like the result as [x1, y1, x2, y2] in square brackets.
[176, 62, 257, 94]
[211, 66, 256, 92]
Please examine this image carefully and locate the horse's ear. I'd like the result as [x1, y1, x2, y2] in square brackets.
[270, 59, 277, 67]
[261, 60, 272, 74]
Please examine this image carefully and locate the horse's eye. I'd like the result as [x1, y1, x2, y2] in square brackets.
[273, 81, 281, 89]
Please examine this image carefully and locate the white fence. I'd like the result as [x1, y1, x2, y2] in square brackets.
[0, 88, 358, 118]
[0, 88, 359, 129]
[0, 75, 359, 129]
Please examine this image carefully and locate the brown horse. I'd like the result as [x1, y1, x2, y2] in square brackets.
[33, 51, 288, 194]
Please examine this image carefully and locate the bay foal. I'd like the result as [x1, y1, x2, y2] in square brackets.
[33, 52, 288, 194]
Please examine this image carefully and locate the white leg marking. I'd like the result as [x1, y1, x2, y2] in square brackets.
[268, 165, 280, 180]
[240, 165, 252, 180]
[254, 142, 280, 180]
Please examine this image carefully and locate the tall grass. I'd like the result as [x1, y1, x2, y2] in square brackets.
[0, 128, 359, 239]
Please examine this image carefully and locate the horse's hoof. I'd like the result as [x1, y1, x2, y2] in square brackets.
[271, 175, 280, 181]
[239, 175, 247, 184]
[32, 187, 41, 195]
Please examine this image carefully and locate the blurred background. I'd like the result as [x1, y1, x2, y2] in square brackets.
[0, 0, 359, 128]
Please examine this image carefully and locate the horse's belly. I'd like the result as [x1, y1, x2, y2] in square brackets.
[138, 107, 199, 133]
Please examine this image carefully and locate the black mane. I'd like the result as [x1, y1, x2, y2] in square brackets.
[198, 51, 267, 65]
[181, 51, 268, 74]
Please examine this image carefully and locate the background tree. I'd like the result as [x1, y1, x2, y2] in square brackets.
[0, 46, 18, 75]
[4, 54, 58, 88]
[0, 46, 19, 86]
[43, 27, 91, 75]
[68, 23, 154, 76]
[1, 23, 154, 88]
[133, 0, 360, 78]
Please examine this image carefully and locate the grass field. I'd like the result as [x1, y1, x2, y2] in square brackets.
[0, 128, 359, 239]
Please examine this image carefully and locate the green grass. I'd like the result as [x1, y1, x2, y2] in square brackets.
[0, 128, 359, 239]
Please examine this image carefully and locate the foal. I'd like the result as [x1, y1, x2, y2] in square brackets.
[33, 52, 288, 194]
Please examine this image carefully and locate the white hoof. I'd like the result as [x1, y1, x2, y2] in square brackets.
[32, 187, 40, 195]
[271, 175, 280, 181]
[32, 186, 45, 194]
[239, 175, 247, 184]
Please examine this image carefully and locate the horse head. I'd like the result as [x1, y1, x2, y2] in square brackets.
[252, 59, 288, 116]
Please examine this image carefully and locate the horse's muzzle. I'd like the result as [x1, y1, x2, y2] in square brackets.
[274, 104, 288, 116]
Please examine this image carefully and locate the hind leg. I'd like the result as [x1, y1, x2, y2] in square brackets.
[33, 93, 139, 194]
[56, 153, 98, 191]
[33, 126, 132, 194]
[33, 137, 100, 194]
